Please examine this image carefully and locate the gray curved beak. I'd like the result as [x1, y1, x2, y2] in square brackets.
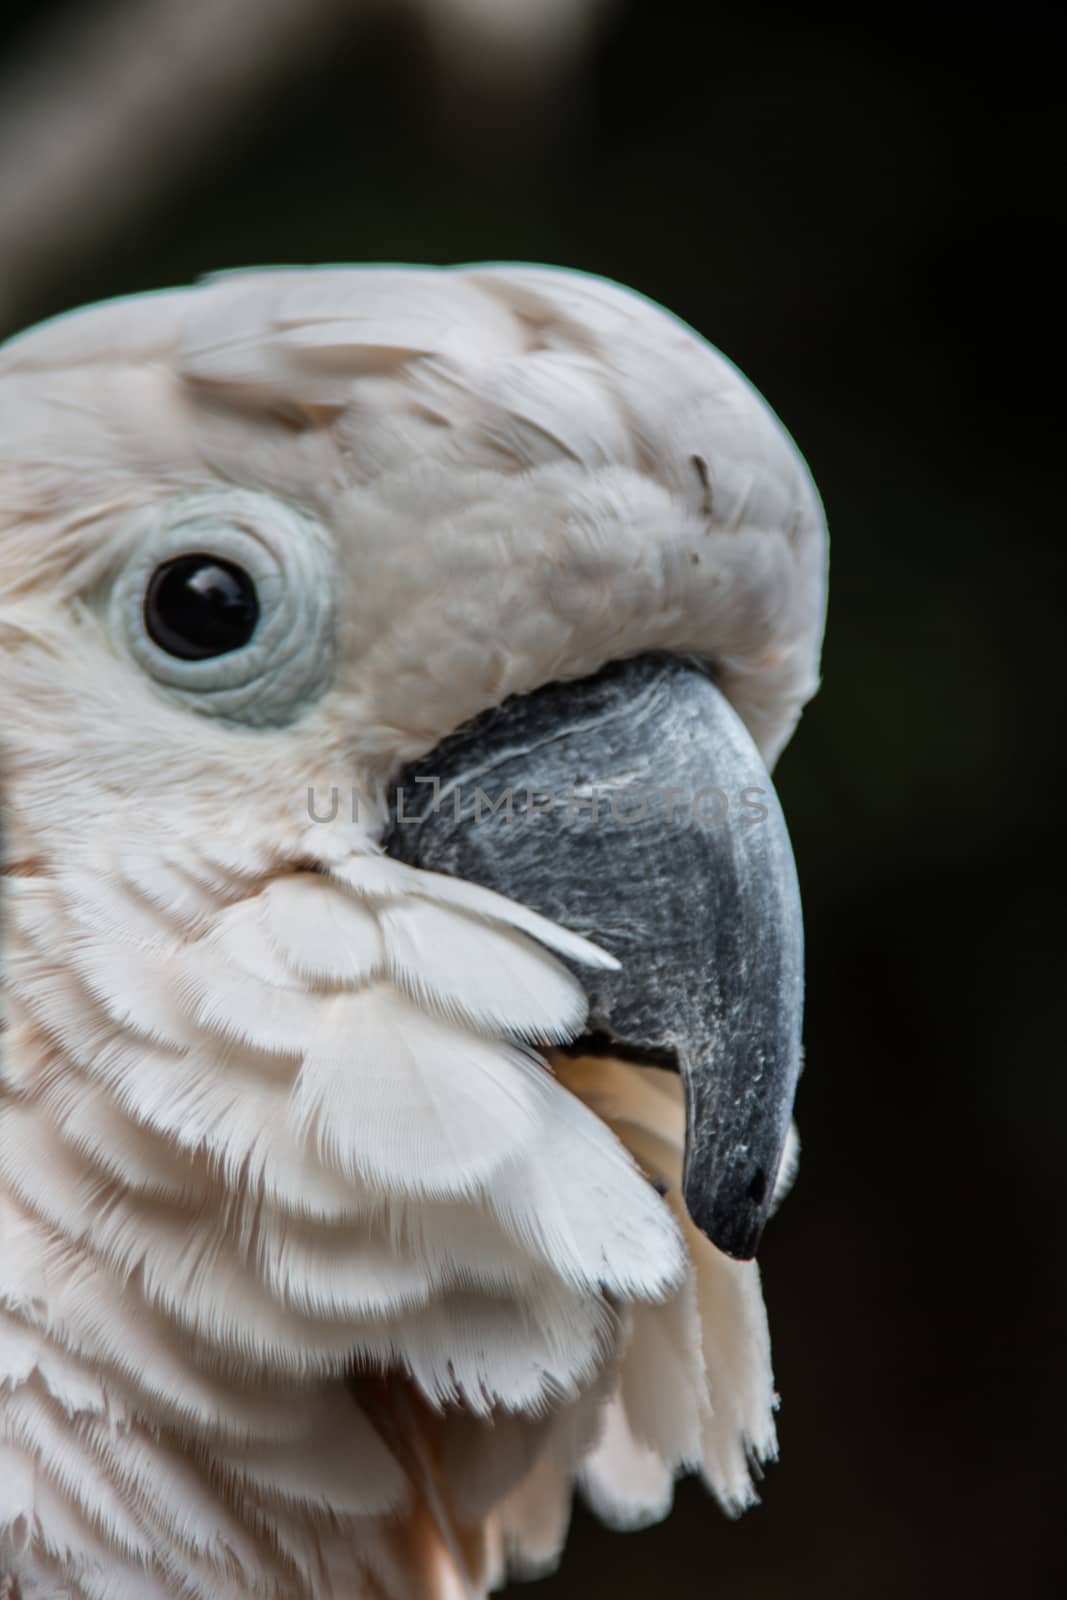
[384, 653, 804, 1260]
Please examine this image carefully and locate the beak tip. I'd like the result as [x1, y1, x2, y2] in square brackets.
[696, 1208, 765, 1262]
[685, 1167, 772, 1261]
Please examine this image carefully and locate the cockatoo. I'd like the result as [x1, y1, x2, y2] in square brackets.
[0, 264, 826, 1600]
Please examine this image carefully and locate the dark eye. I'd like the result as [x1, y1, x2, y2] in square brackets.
[144, 554, 259, 661]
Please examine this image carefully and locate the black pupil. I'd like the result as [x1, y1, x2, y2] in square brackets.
[144, 554, 259, 660]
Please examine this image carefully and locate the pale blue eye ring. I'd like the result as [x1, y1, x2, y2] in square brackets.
[111, 489, 336, 726]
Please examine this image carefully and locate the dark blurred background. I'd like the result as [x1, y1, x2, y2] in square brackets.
[1, 2, 1062, 1596]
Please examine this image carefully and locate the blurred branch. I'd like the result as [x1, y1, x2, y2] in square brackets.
[0, 0, 617, 335]
[410, 0, 616, 84]
[0, 0, 365, 333]
[408, 0, 617, 146]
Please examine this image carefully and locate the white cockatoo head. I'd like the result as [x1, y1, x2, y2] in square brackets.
[0, 265, 826, 1599]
